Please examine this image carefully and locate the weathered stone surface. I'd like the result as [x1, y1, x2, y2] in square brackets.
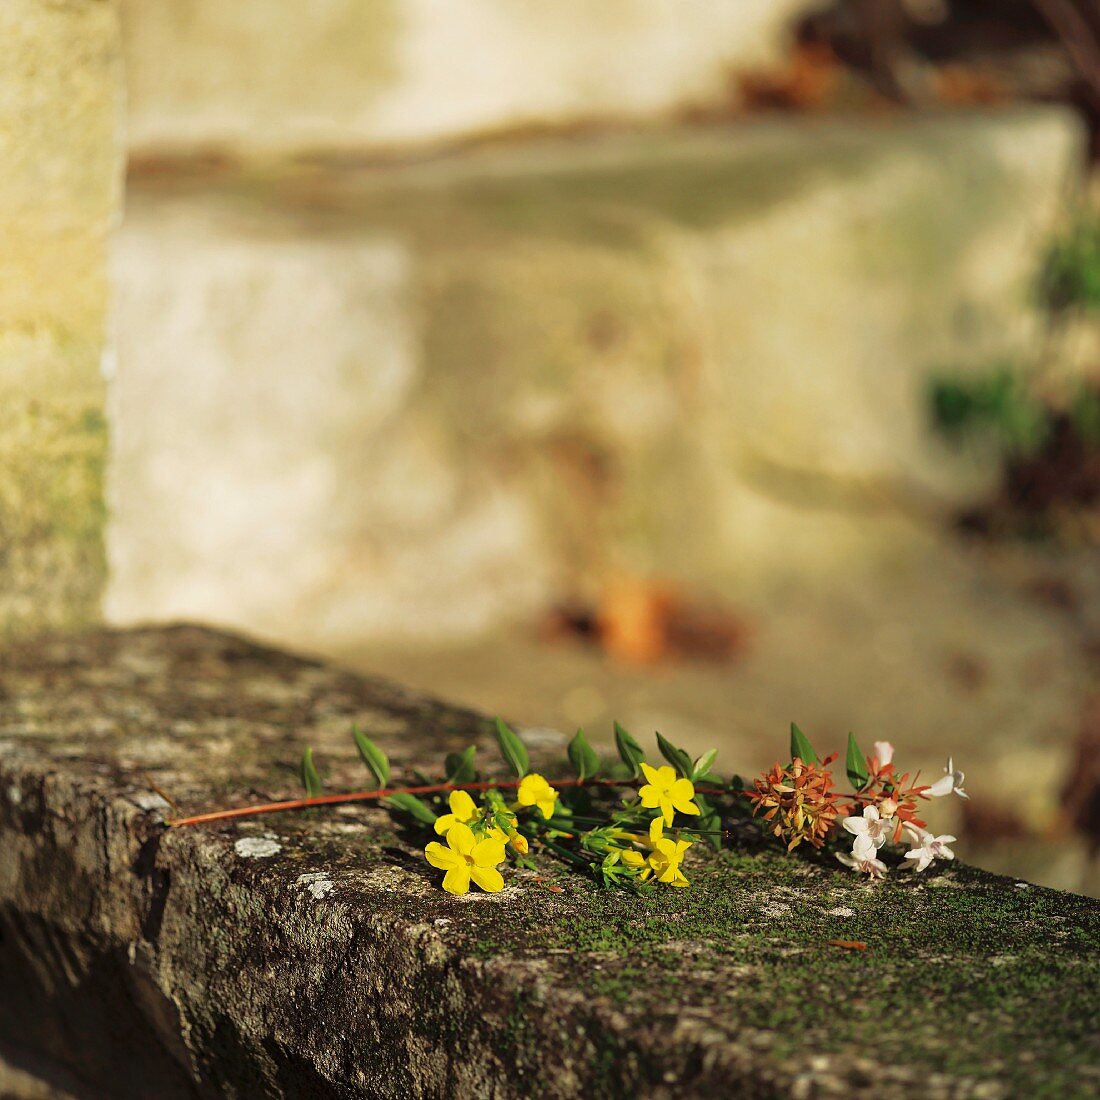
[120, 0, 816, 156]
[0, 625, 1096, 1098]
[108, 110, 1083, 648]
[0, 0, 123, 635]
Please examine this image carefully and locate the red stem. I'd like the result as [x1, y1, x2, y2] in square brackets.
[167, 778, 738, 829]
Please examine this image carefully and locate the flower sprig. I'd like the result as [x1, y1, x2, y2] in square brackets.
[168, 718, 970, 895]
[415, 720, 711, 895]
[745, 725, 968, 880]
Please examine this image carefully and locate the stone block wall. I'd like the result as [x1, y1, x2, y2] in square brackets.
[0, 0, 123, 636]
[108, 111, 1083, 647]
[1, 1, 1087, 655]
[120, 0, 817, 156]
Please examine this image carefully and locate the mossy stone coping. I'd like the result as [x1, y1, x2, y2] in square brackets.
[0, 625, 1096, 1098]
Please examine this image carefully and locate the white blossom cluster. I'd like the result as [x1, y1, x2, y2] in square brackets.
[836, 742, 967, 880]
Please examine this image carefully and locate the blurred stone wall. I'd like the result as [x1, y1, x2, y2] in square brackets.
[120, 0, 817, 156]
[93, 1, 1089, 651]
[0, 1, 123, 635]
[108, 112, 1083, 647]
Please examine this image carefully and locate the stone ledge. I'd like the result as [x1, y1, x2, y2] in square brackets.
[0, 625, 1096, 1098]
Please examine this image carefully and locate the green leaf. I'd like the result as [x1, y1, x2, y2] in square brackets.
[494, 717, 529, 778]
[567, 728, 600, 780]
[692, 748, 718, 781]
[352, 727, 390, 789]
[655, 731, 694, 778]
[381, 792, 437, 826]
[789, 722, 819, 766]
[445, 745, 478, 784]
[845, 731, 870, 790]
[614, 722, 646, 777]
[300, 747, 323, 797]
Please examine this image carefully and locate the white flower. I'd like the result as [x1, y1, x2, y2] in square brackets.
[836, 843, 888, 879]
[903, 826, 956, 872]
[842, 805, 892, 849]
[873, 741, 894, 766]
[926, 757, 967, 799]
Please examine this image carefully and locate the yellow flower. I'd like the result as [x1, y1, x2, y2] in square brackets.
[637, 763, 700, 826]
[424, 823, 507, 895]
[438, 789, 525, 848]
[620, 818, 692, 887]
[433, 789, 481, 835]
[646, 817, 691, 888]
[517, 773, 558, 819]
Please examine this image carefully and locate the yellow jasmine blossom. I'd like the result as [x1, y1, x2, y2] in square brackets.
[646, 817, 692, 888]
[637, 762, 700, 826]
[517, 773, 559, 819]
[433, 789, 481, 835]
[424, 823, 507, 895]
[435, 790, 521, 845]
[620, 818, 692, 887]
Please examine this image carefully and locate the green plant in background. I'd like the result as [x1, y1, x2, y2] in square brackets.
[1039, 213, 1100, 315]
[928, 366, 1050, 456]
[930, 210, 1100, 464]
[1070, 385, 1100, 446]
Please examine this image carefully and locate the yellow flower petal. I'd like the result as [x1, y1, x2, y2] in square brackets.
[442, 866, 471, 895]
[621, 849, 646, 868]
[472, 837, 506, 868]
[518, 774, 558, 818]
[640, 762, 661, 785]
[673, 798, 700, 818]
[470, 865, 505, 893]
[425, 841, 461, 870]
[660, 798, 674, 826]
[433, 813, 456, 835]
[648, 817, 665, 845]
[517, 774, 540, 806]
[670, 777, 696, 802]
[639, 786, 661, 810]
[448, 789, 478, 821]
[446, 822, 476, 857]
